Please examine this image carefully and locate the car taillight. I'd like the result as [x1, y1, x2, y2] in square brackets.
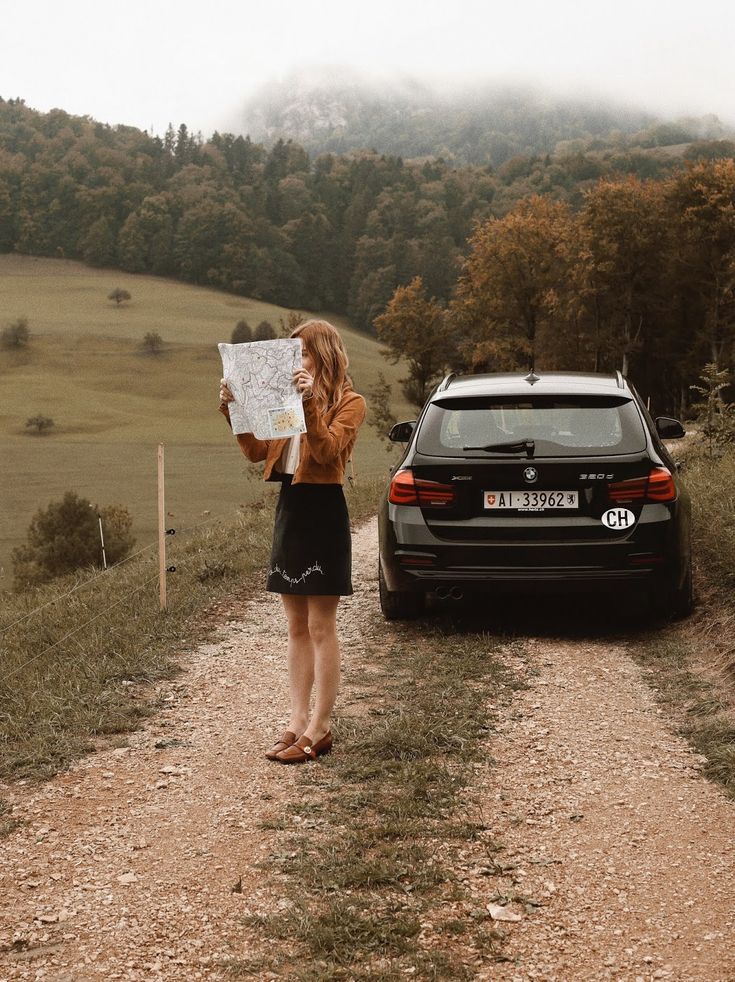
[388, 470, 419, 505]
[607, 467, 676, 503]
[608, 476, 648, 502]
[646, 467, 677, 501]
[388, 470, 456, 507]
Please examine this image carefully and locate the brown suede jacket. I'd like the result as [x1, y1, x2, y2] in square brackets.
[219, 385, 366, 485]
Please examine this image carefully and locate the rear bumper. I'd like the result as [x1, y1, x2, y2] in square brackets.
[384, 562, 666, 594]
[379, 500, 688, 595]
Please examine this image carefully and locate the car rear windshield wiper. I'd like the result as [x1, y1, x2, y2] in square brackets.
[462, 439, 536, 458]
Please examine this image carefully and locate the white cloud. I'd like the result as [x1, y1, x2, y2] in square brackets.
[1, 0, 733, 134]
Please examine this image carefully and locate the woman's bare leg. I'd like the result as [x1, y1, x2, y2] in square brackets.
[304, 595, 341, 741]
[280, 595, 313, 736]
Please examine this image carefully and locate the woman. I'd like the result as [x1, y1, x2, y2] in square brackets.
[218, 320, 366, 764]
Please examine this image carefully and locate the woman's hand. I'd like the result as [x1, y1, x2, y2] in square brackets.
[293, 368, 314, 399]
[219, 378, 235, 403]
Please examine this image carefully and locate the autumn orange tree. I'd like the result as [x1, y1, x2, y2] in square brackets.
[373, 276, 449, 408]
[669, 159, 735, 369]
[448, 196, 575, 372]
[371, 161, 735, 416]
[575, 177, 672, 376]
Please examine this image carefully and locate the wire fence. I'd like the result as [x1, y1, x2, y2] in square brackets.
[0, 539, 159, 635]
[3, 572, 161, 688]
[0, 506, 242, 637]
[1, 467, 370, 642]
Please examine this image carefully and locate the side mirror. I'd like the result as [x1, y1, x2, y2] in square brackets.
[388, 420, 416, 443]
[655, 416, 686, 439]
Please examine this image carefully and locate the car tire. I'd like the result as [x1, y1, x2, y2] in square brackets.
[671, 561, 694, 619]
[378, 562, 425, 620]
[652, 561, 693, 620]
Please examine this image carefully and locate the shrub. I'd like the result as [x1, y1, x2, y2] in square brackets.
[690, 363, 735, 457]
[25, 415, 55, 435]
[278, 311, 305, 337]
[141, 331, 163, 355]
[231, 319, 252, 343]
[366, 372, 398, 453]
[254, 320, 276, 340]
[1, 316, 30, 349]
[108, 288, 131, 306]
[12, 492, 135, 590]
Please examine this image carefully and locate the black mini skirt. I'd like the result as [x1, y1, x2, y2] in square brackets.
[266, 476, 353, 596]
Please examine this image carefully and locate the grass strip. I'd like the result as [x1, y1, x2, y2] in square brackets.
[632, 635, 735, 798]
[632, 449, 735, 798]
[685, 451, 735, 603]
[222, 622, 522, 980]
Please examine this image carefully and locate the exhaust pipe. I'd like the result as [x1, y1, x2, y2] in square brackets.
[436, 586, 464, 600]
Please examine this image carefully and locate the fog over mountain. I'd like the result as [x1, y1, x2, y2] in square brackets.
[236, 68, 731, 168]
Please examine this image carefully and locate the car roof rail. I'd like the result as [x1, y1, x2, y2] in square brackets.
[436, 373, 457, 391]
[615, 370, 625, 389]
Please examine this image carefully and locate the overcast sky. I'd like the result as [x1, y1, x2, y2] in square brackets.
[1, 0, 733, 136]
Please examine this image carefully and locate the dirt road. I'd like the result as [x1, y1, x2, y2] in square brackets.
[480, 636, 734, 981]
[0, 518, 733, 981]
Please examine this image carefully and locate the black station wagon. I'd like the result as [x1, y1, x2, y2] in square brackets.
[378, 371, 692, 620]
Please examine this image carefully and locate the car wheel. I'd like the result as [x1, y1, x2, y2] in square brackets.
[652, 562, 693, 620]
[671, 561, 694, 619]
[378, 562, 425, 620]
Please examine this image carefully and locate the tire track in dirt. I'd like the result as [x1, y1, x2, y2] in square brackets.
[479, 635, 735, 982]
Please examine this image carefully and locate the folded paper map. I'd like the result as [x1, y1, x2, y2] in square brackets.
[218, 339, 306, 439]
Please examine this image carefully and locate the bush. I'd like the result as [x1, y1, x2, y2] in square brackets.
[690, 363, 735, 457]
[254, 320, 276, 340]
[108, 288, 131, 306]
[278, 311, 305, 337]
[25, 415, 55, 435]
[12, 492, 135, 590]
[231, 319, 252, 343]
[1, 316, 30, 349]
[366, 372, 398, 453]
[141, 331, 163, 355]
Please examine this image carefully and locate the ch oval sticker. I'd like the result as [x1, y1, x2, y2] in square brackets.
[601, 507, 635, 530]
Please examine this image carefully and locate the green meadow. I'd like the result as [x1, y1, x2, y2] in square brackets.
[0, 256, 410, 583]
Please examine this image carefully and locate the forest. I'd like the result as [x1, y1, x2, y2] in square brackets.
[377, 168, 735, 416]
[1, 97, 734, 412]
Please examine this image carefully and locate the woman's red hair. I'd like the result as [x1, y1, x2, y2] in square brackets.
[291, 320, 350, 413]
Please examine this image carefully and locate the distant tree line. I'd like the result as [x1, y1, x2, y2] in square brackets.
[2, 98, 735, 411]
[376, 163, 735, 415]
[2, 98, 733, 343]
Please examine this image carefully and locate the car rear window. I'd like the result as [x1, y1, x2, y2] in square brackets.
[417, 395, 647, 457]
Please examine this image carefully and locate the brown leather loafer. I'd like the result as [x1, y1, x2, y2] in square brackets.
[264, 730, 297, 761]
[275, 731, 333, 764]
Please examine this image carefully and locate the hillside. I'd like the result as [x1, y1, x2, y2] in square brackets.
[238, 70, 732, 167]
[0, 256, 410, 584]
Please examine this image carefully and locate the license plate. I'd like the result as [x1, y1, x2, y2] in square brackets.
[484, 490, 578, 510]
